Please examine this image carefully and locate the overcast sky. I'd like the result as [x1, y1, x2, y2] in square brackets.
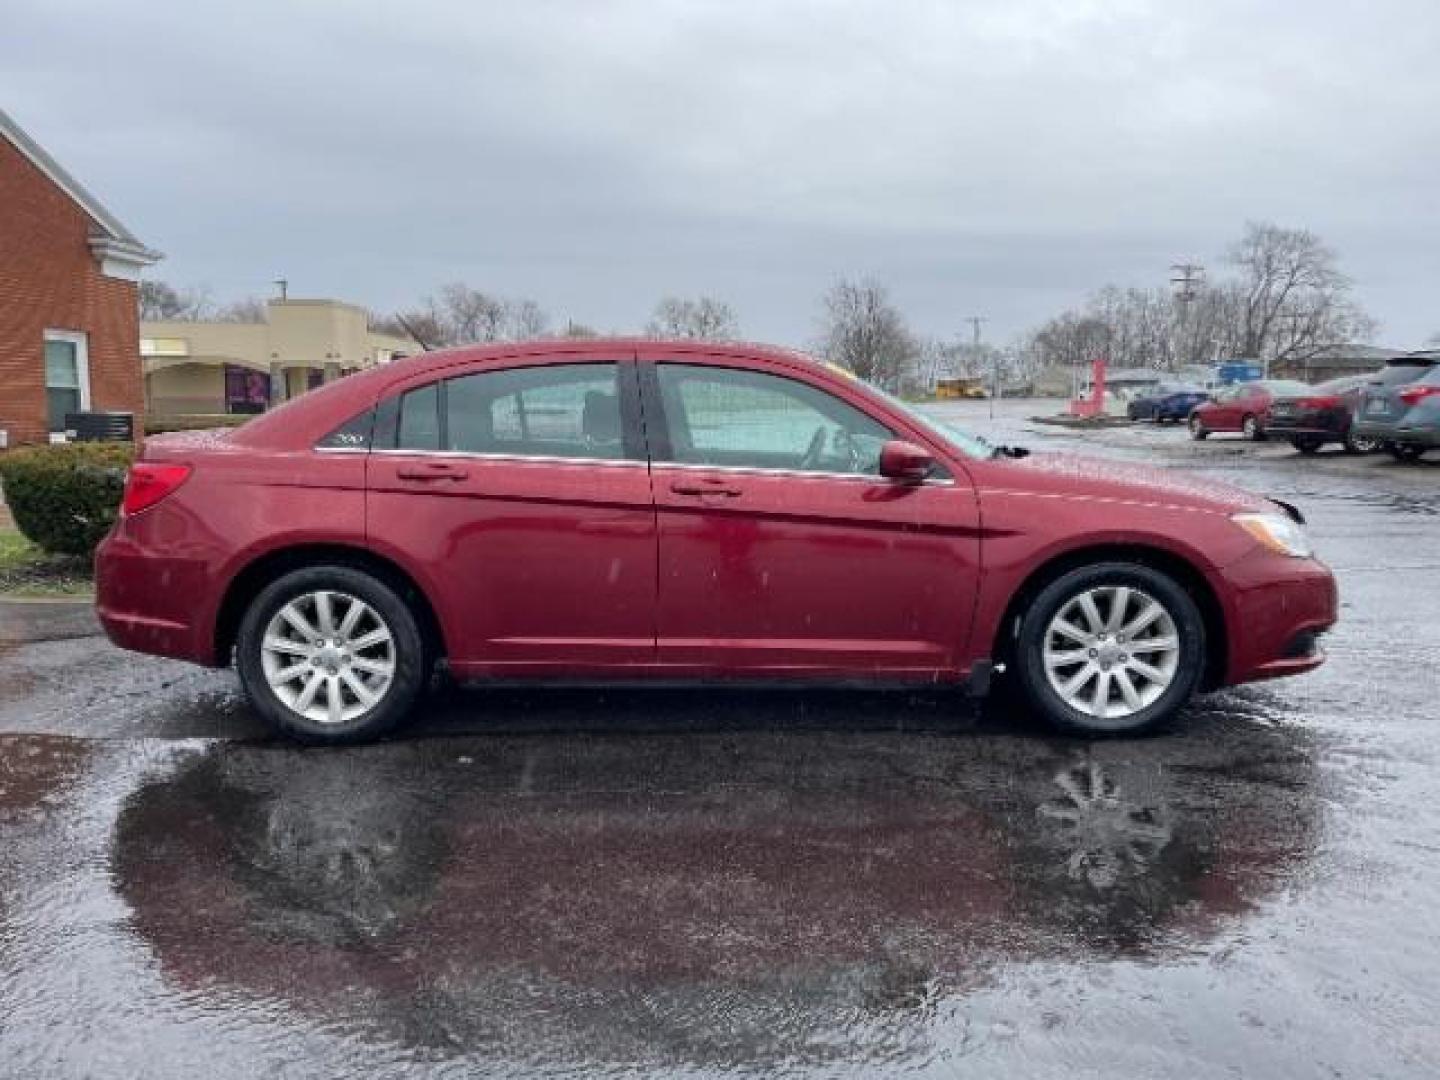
[5, 0, 1438, 347]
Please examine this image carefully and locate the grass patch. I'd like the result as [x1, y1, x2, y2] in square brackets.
[0, 528, 94, 598]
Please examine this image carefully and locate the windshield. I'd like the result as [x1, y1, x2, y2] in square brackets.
[864, 383, 997, 459]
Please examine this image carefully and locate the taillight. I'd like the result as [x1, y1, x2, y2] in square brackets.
[1297, 396, 1341, 409]
[1398, 385, 1440, 407]
[121, 462, 192, 516]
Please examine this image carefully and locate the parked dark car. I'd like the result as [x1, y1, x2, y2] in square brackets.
[1189, 380, 1311, 440]
[1353, 355, 1440, 461]
[1266, 374, 1380, 454]
[1127, 384, 1211, 423]
[95, 339, 1336, 745]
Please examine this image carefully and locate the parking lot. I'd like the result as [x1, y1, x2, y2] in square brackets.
[1, 400, 1438, 1077]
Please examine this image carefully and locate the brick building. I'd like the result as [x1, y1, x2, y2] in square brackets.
[0, 107, 160, 447]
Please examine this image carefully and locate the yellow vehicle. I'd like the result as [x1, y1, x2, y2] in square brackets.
[935, 377, 988, 400]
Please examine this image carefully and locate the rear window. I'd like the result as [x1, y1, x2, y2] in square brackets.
[1369, 363, 1435, 387]
[315, 407, 375, 450]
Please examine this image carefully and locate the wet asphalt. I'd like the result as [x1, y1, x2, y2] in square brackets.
[1, 402, 1438, 1078]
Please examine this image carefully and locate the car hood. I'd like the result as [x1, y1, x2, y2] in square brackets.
[997, 452, 1274, 514]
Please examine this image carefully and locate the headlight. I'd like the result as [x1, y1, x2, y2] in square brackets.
[1232, 512, 1314, 558]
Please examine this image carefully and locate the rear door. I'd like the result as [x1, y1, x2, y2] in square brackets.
[366, 354, 658, 675]
[640, 357, 980, 676]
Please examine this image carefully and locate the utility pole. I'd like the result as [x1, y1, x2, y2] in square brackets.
[1169, 262, 1204, 372]
[963, 316, 994, 418]
[273, 278, 289, 302]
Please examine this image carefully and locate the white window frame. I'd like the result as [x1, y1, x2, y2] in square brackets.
[43, 329, 91, 435]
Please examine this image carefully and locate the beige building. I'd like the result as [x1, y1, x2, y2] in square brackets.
[142, 298, 418, 417]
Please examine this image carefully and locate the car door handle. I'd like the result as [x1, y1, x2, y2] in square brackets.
[396, 462, 469, 481]
[669, 479, 742, 498]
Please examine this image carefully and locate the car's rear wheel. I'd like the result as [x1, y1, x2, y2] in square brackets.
[236, 566, 428, 744]
[1291, 436, 1324, 455]
[1389, 443, 1425, 462]
[1344, 431, 1380, 454]
[1242, 414, 1264, 441]
[1014, 562, 1205, 737]
[1188, 415, 1208, 440]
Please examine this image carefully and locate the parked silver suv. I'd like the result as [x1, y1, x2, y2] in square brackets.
[1353, 352, 1440, 461]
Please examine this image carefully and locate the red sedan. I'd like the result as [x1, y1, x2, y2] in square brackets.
[96, 341, 1337, 743]
[1188, 379, 1312, 441]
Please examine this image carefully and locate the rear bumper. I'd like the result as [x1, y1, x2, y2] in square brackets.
[1352, 418, 1402, 440]
[1389, 426, 1440, 449]
[1265, 417, 1346, 439]
[1221, 555, 1338, 686]
[95, 526, 218, 665]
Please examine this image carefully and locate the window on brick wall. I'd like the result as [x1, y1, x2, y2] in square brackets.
[43, 330, 90, 433]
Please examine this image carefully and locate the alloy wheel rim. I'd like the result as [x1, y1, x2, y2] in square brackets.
[260, 591, 396, 725]
[1042, 586, 1180, 724]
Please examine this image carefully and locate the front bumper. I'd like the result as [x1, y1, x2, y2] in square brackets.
[1221, 554, 1338, 686]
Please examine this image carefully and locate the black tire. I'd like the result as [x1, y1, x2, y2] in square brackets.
[1389, 443, 1425, 462]
[1188, 415, 1208, 440]
[1242, 414, 1264, 441]
[1013, 562, 1206, 737]
[236, 565, 429, 744]
[1344, 431, 1380, 454]
[1291, 437, 1323, 455]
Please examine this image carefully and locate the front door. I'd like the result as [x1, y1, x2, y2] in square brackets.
[366, 357, 657, 676]
[641, 359, 980, 676]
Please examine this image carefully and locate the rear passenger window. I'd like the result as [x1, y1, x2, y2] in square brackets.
[445, 363, 628, 460]
[316, 407, 374, 450]
[397, 383, 441, 451]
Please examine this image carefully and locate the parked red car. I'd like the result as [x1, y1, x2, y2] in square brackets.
[1188, 379, 1312, 441]
[96, 341, 1337, 743]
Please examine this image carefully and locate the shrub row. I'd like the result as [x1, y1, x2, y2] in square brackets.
[0, 443, 134, 557]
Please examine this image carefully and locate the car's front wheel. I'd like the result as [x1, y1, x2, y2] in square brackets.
[1291, 436, 1324, 455]
[236, 566, 428, 744]
[1242, 414, 1264, 441]
[1013, 562, 1206, 737]
[1188, 415, 1208, 440]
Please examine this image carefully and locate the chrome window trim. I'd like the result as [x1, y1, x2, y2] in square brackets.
[367, 447, 648, 468]
[316, 446, 952, 483]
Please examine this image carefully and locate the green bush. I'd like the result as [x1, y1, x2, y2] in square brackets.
[0, 442, 134, 557]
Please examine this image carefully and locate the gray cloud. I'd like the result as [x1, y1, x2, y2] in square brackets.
[5, 0, 1438, 346]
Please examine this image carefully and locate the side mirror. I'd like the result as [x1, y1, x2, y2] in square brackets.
[878, 439, 933, 483]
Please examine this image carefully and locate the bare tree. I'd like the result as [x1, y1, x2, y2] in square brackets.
[557, 319, 600, 339]
[380, 285, 551, 347]
[506, 298, 550, 340]
[1228, 221, 1374, 364]
[437, 283, 508, 344]
[816, 278, 918, 391]
[138, 281, 212, 321]
[646, 296, 739, 340]
[213, 297, 268, 323]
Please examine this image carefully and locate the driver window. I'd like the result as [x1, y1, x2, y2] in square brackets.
[655, 363, 894, 475]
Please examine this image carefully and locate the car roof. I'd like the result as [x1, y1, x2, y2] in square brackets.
[226, 338, 831, 450]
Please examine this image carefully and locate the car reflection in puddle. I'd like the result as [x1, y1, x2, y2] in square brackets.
[109, 698, 1325, 1067]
